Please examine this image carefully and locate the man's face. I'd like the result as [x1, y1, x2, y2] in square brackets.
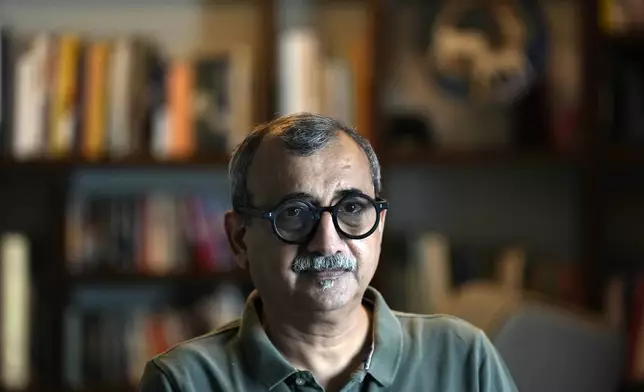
[227, 132, 385, 312]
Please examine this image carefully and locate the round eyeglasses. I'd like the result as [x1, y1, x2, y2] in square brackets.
[237, 191, 389, 244]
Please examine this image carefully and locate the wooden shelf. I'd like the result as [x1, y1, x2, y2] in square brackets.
[66, 269, 247, 286]
[379, 148, 582, 168]
[0, 150, 589, 170]
[0, 155, 231, 170]
[603, 30, 644, 46]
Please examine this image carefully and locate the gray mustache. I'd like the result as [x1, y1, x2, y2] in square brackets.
[291, 253, 357, 274]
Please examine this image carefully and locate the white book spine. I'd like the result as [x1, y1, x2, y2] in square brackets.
[228, 45, 253, 153]
[13, 52, 36, 160]
[278, 26, 321, 115]
[1, 233, 30, 389]
[109, 39, 132, 157]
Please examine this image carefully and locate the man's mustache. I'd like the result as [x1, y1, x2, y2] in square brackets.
[291, 252, 357, 274]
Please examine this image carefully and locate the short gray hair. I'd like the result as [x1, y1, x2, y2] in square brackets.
[228, 112, 382, 210]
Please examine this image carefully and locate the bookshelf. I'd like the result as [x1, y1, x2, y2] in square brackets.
[378, 148, 583, 167]
[0, 156, 232, 170]
[0, 1, 272, 391]
[0, 0, 641, 391]
[66, 270, 248, 286]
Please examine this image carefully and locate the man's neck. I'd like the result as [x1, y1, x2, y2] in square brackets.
[261, 298, 372, 391]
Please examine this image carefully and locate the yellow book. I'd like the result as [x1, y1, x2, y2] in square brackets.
[49, 34, 79, 158]
[599, 0, 626, 34]
[83, 42, 111, 160]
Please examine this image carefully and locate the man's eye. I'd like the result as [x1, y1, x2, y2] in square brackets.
[342, 202, 363, 214]
[285, 207, 302, 217]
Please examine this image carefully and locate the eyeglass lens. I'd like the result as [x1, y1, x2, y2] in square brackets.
[274, 195, 378, 242]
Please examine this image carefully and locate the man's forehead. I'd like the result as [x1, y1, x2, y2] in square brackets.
[246, 133, 373, 207]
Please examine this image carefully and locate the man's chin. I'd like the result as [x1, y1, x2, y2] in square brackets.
[293, 275, 360, 311]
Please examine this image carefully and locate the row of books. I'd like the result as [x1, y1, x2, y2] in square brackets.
[0, 23, 375, 162]
[64, 283, 246, 389]
[66, 193, 234, 275]
[600, 0, 644, 34]
[0, 28, 253, 161]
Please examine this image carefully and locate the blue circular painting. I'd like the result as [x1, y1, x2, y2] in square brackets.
[424, 0, 548, 105]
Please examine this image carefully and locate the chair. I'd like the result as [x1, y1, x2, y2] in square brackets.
[439, 282, 625, 392]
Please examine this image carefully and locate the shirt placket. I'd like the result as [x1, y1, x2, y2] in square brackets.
[289, 370, 323, 392]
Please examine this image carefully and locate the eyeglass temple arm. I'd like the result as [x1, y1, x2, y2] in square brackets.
[237, 206, 275, 220]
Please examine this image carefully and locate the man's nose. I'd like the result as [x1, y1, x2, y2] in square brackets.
[305, 211, 344, 256]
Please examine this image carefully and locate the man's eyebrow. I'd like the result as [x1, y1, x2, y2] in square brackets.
[272, 188, 366, 208]
[334, 187, 364, 198]
[275, 192, 313, 205]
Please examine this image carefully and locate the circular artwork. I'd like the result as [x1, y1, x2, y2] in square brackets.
[425, 0, 548, 105]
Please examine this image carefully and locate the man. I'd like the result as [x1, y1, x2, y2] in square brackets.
[138, 113, 518, 391]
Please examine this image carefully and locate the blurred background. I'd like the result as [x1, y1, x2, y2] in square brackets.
[0, 0, 640, 391]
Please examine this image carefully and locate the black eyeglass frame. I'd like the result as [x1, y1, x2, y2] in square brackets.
[236, 191, 389, 245]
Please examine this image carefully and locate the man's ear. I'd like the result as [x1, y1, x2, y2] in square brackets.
[378, 209, 387, 233]
[224, 210, 249, 269]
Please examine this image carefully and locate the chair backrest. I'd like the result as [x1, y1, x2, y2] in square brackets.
[491, 302, 625, 392]
[438, 282, 625, 392]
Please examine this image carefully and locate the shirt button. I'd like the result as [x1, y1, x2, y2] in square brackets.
[295, 377, 305, 386]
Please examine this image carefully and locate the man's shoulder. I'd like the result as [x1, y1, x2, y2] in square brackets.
[393, 310, 483, 335]
[392, 311, 486, 350]
[139, 319, 244, 391]
[150, 318, 242, 372]
[389, 311, 518, 391]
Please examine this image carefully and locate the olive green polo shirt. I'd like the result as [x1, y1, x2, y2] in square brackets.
[137, 287, 518, 391]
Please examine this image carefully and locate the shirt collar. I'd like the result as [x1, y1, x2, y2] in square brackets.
[237, 286, 403, 389]
[362, 286, 404, 386]
[238, 291, 296, 390]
